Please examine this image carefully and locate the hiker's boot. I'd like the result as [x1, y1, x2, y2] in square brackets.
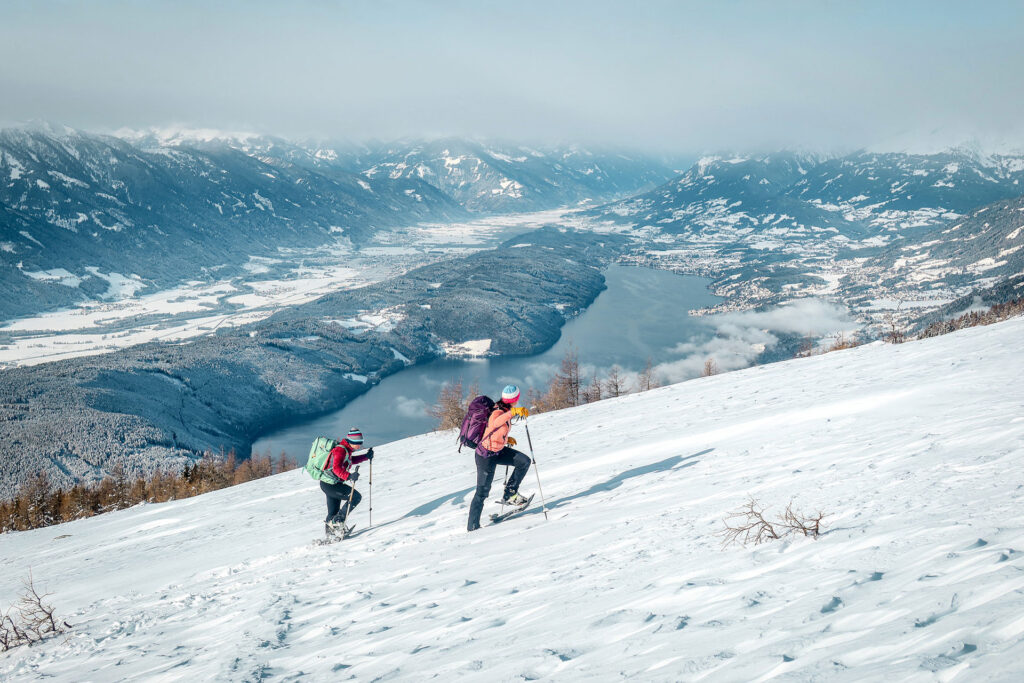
[503, 490, 529, 507]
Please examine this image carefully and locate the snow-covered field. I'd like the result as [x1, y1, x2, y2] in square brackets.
[2, 316, 1024, 681]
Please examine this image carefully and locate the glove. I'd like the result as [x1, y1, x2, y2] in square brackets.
[365, 447, 374, 461]
[511, 406, 530, 418]
[349, 470, 360, 482]
[506, 437, 517, 446]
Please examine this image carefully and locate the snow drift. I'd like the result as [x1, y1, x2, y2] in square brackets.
[2, 316, 1024, 680]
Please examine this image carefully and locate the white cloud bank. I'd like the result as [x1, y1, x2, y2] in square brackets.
[656, 299, 857, 383]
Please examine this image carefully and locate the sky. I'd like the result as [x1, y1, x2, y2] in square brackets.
[1, 0, 1022, 153]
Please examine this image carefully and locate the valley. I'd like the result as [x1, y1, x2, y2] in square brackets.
[2, 126, 1024, 501]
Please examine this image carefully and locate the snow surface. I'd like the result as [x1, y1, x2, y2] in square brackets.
[2, 317, 1024, 680]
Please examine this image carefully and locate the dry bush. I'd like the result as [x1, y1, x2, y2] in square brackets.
[702, 358, 718, 377]
[532, 348, 582, 412]
[883, 301, 907, 344]
[580, 374, 603, 404]
[794, 336, 815, 359]
[826, 332, 861, 352]
[721, 497, 827, 548]
[428, 379, 467, 430]
[0, 573, 69, 651]
[636, 357, 661, 392]
[604, 365, 627, 398]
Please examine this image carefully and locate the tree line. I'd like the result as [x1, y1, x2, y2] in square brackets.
[428, 349, 662, 430]
[918, 297, 1024, 339]
[0, 450, 299, 534]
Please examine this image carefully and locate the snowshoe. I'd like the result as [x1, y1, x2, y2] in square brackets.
[325, 520, 355, 542]
[490, 493, 535, 525]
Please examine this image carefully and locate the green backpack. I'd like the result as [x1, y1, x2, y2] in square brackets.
[305, 436, 339, 484]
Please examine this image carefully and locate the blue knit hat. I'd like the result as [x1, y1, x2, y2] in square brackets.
[345, 427, 364, 445]
[501, 384, 520, 404]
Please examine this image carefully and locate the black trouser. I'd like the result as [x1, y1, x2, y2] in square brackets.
[467, 447, 531, 531]
[321, 480, 361, 523]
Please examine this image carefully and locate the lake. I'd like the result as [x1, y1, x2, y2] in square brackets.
[252, 265, 721, 458]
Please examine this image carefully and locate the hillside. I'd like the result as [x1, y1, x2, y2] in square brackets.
[591, 149, 1024, 333]
[0, 126, 467, 320]
[868, 194, 1024, 290]
[358, 138, 675, 213]
[2, 315, 1023, 680]
[0, 229, 623, 497]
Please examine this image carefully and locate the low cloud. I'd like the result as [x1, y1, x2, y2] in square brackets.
[656, 299, 856, 383]
[394, 395, 429, 418]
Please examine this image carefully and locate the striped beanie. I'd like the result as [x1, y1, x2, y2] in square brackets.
[501, 384, 520, 404]
[345, 428, 364, 445]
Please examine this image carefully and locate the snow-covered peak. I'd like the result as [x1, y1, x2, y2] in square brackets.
[113, 125, 263, 148]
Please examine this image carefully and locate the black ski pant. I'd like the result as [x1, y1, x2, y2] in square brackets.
[321, 480, 361, 523]
[467, 447, 531, 531]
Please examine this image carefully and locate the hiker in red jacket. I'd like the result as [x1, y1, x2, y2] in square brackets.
[322, 427, 374, 535]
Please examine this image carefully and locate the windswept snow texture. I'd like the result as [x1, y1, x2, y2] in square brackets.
[3, 317, 1024, 680]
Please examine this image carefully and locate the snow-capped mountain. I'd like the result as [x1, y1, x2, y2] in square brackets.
[869, 193, 1024, 289]
[601, 149, 1024, 239]
[358, 138, 676, 212]
[0, 127, 467, 320]
[0, 126, 674, 321]
[598, 149, 1024, 328]
[118, 129, 678, 214]
[2, 315, 1023, 679]
[605, 153, 862, 239]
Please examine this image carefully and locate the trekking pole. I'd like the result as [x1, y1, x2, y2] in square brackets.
[500, 465, 510, 512]
[523, 421, 549, 520]
[345, 466, 359, 526]
[368, 459, 373, 528]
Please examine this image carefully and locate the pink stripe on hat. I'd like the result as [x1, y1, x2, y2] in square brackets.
[501, 384, 520, 404]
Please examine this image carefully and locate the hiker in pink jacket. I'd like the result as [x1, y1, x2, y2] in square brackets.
[467, 385, 532, 531]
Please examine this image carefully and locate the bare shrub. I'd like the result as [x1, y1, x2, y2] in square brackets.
[701, 358, 718, 377]
[428, 379, 466, 430]
[0, 573, 69, 651]
[826, 332, 860, 352]
[636, 357, 661, 392]
[532, 348, 582, 412]
[793, 335, 815, 359]
[884, 300, 906, 344]
[781, 501, 827, 538]
[721, 497, 828, 548]
[580, 374, 603, 404]
[604, 365, 627, 398]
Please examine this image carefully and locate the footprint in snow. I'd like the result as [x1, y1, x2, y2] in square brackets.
[920, 642, 978, 671]
[820, 597, 843, 614]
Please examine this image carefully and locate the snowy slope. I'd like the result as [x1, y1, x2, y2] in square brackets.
[2, 317, 1024, 680]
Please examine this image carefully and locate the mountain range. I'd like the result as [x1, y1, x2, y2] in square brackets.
[598, 150, 1024, 240]
[594, 149, 1024, 329]
[0, 126, 675, 321]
